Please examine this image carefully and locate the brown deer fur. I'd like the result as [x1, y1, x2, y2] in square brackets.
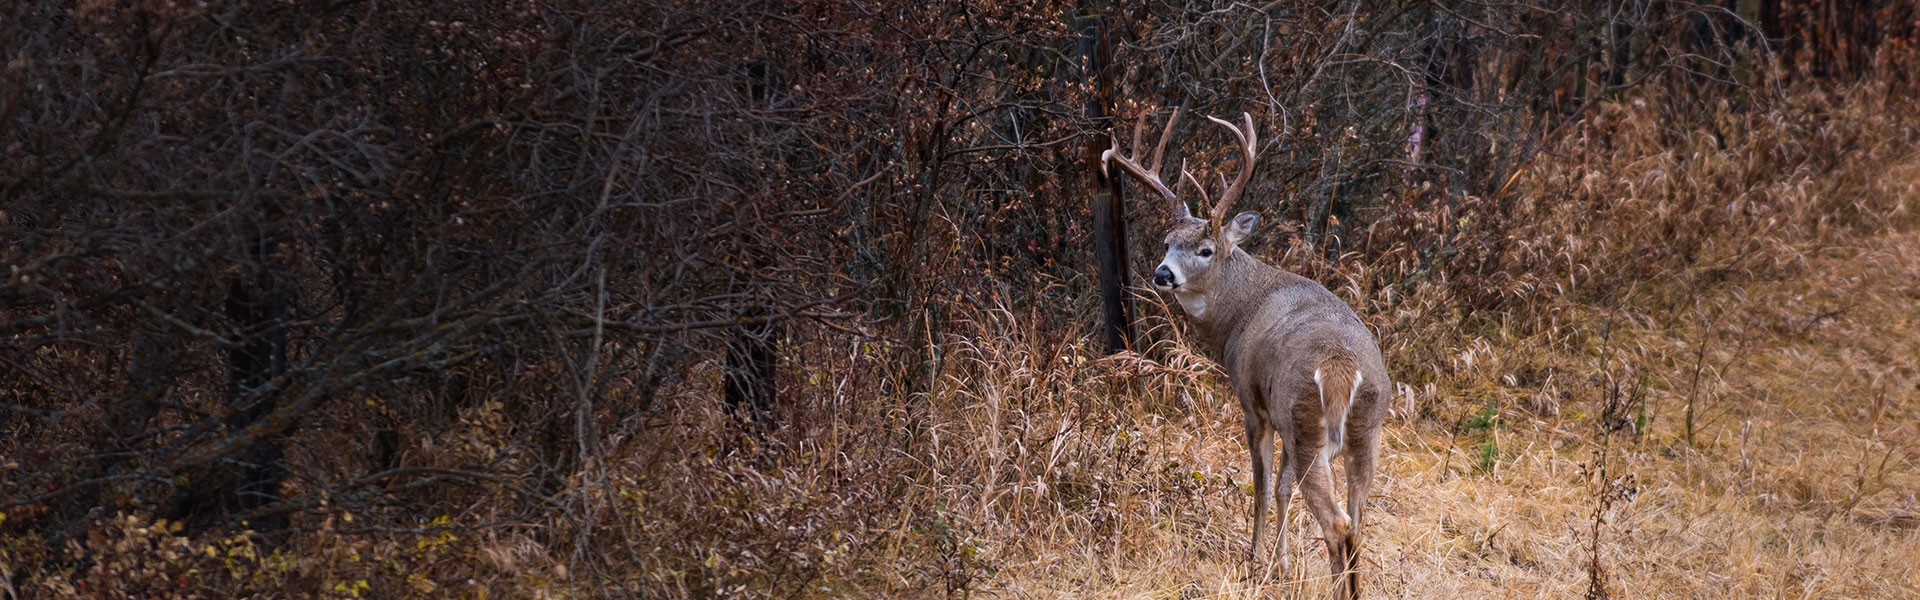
[1105, 110, 1391, 599]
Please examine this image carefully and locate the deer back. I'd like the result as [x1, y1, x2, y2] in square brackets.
[1202, 251, 1391, 442]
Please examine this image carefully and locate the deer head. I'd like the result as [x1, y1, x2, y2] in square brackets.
[1101, 109, 1260, 316]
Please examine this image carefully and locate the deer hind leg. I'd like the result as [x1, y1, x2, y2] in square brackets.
[1340, 435, 1376, 600]
[1299, 454, 1354, 596]
[1245, 413, 1275, 571]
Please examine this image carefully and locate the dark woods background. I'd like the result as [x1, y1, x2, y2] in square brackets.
[2, 0, 1916, 596]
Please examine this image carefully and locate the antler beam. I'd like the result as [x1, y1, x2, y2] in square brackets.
[1101, 108, 1188, 219]
[1202, 112, 1257, 225]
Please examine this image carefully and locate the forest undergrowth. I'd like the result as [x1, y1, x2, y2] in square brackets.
[21, 80, 1917, 600]
[612, 82, 1920, 598]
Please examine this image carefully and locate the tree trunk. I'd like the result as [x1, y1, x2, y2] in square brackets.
[162, 243, 289, 535]
[1078, 14, 1135, 355]
[724, 313, 778, 430]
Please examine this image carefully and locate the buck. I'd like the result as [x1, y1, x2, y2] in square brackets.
[1103, 109, 1390, 598]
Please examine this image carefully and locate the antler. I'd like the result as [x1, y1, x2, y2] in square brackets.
[1179, 160, 1211, 211]
[1202, 112, 1258, 224]
[1101, 107, 1188, 219]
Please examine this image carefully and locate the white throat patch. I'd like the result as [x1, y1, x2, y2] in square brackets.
[1173, 291, 1207, 318]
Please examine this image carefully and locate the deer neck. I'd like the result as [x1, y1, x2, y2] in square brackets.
[1185, 249, 1276, 355]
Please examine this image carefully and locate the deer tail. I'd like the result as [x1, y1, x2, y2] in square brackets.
[1314, 350, 1362, 452]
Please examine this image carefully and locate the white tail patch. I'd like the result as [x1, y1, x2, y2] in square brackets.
[1313, 368, 1325, 410]
[1319, 368, 1361, 463]
[1350, 371, 1365, 411]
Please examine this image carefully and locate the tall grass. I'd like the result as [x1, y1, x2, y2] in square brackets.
[608, 77, 1920, 597]
[13, 77, 1920, 600]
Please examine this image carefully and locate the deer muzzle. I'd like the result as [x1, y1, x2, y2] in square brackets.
[1152, 264, 1178, 289]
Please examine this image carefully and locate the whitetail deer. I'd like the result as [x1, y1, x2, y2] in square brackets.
[1104, 109, 1390, 598]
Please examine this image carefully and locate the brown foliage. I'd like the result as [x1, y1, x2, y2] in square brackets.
[3, 0, 1917, 597]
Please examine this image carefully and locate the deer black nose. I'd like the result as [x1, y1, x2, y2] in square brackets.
[1152, 265, 1175, 287]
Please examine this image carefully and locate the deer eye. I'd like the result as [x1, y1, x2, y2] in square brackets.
[1198, 247, 1214, 258]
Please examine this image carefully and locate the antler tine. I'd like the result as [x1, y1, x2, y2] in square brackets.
[1130, 113, 1150, 168]
[1100, 108, 1186, 216]
[1180, 160, 1211, 211]
[1149, 107, 1182, 175]
[1202, 112, 1259, 224]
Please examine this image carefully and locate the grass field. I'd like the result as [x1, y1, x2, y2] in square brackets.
[614, 86, 1920, 599]
[976, 227, 1920, 598]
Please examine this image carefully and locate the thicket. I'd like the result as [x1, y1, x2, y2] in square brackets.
[3, 0, 1917, 597]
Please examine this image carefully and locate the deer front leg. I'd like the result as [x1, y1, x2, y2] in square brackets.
[1245, 414, 1275, 571]
[1273, 434, 1299, 572]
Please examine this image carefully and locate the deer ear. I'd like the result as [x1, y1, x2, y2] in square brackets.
[1223, 211, 1261, 247]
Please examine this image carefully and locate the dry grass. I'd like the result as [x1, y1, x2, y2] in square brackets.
[1358, 235, 1920, 599]
[528, 85, 1920, 598]
[633, 216, 1920, 599]
[13, 78, 1920, 600]
[932, 222, 1920, 599]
